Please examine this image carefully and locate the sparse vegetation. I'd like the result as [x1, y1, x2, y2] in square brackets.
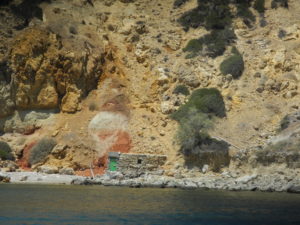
[171, 88, 226, 122]
[176, 108, 213, 151]
[236, 2, 256, 25]
[278, 29, 287, 39]
[220, 47, 244, 79]
[173, 0, 190, 8]
[0, 141, 14, 160]
[178, 0, 232, 31]
[89, 102, 98, 111]
[28, 138, 56, 166]
[176, 108, 229, 171]
[271, 0, 288, 9]
[253, 0, 265, 13]
[178, 0, 289, 58]
[178, 1, 251, 58]
[257, 140, 300, 168]
[173, 84, 190, 96]
[183, 29, 236, 58]
[171, 88, 228, 170]
[279, 115, 290, 131]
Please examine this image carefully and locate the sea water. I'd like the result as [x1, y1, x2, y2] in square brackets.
[0, 184, 300, 225]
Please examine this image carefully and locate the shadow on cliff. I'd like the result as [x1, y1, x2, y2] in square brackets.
[0, 0, 51, 29]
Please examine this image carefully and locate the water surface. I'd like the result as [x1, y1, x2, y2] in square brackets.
[0, 184, 300, 225]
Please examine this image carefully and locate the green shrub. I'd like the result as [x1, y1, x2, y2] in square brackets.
[254, 0, 265, 13]
[176, 108, 213, 151]
[173, 0, 190, 8]
[236, 2, 256, 23]
[28, 138, 56, 165]
[178, 1, 232, 31]
[278, 29, 287, 39]
[171, 88, 226, 121]
[220, 47, 244, 79]
[0, 141, 14, 160]
[176, 108, 229, 171]
[183, 29, 236, 58]
[271, 0, 288, 9]
[279, 115, 290, 131]
[183, 39, 203, 58]
[173, 85, 190, 96]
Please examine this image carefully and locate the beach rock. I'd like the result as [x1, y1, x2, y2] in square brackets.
[0, 174, 10, 183]
[102, 179, 120, 186]
[120, 179, 141, 188]
[202, 164, 209, 173]
[71, 177, 92, 185]
[165, 179, 180, 188]
[143, 177, 166, 188]
[106, 171, 124, 180]
[0, 161, 19, 172]
[287, 184, 300, 193]
[37, 165, 59, 174]
[59, 167, 75, 175]
[52, 144, 68, 159]
[235, 174, 258, 184]
[182, 180, 198, 189]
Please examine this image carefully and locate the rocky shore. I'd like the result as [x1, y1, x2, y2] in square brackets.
[1, 171, 300, 194]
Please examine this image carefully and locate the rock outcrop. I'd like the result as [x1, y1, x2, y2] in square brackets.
[6, 26, 104, 113]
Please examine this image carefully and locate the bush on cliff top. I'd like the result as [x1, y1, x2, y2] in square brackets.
[0, 141, 14, 160]
[28, 138, 56, 166]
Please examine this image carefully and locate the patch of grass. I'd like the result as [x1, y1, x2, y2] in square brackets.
[171, 88, 226, 122]
[271, 0, 288, 9]
[220, 47, 244, 79]
[28, 138, 56, 166]
[0, 141, 14, 160]
[253, 0, 265, 13]
[173, 84, 190, 96]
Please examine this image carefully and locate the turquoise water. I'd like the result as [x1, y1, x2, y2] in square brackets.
[0, 184, 300, 225]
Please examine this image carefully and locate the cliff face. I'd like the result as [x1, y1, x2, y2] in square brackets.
[0, 1, 105, 116]
[1, 0, 300, 178]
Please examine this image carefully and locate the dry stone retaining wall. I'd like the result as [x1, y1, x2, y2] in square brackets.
[117, 153, 167, 177]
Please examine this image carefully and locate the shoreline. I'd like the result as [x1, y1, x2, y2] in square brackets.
[1, 171, 300, 193]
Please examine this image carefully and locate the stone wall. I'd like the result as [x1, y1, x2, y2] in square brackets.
[116, 153, 167, 177]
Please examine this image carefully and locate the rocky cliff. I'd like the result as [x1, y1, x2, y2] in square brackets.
[0, 0, 300, 182]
